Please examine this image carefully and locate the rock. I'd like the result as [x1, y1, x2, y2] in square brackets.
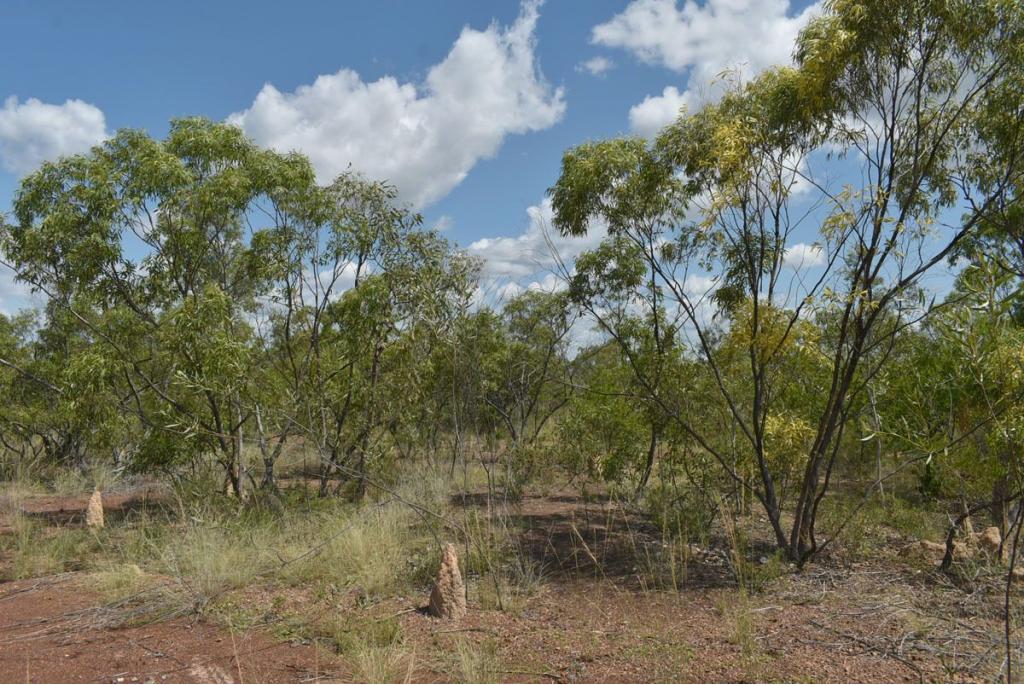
[428, 543, 466, 620]
[903, 540, 944, 558]
[977, 526, 1003, 558]
[902, 539, 969, 563]
[85, 489, 104, 528]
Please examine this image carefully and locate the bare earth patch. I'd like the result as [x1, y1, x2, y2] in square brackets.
[0, 575, 339, 684]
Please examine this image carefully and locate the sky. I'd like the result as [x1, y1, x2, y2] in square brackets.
[0, 0, 828, 313]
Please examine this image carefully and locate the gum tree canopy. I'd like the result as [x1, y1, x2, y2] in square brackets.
[1, 118, 475, 496]
[551, 0, 1024, 563]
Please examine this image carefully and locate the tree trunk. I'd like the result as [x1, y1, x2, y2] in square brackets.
[635, 424, 659, 499]
[994, 475, 1011, 534]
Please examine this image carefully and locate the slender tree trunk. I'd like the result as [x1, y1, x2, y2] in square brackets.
[995, 474, 1012, 533]
[318, 446, 335, 498]
[635, 423, 659, 499]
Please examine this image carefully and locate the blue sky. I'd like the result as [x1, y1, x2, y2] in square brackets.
[0, 0, 831, 309]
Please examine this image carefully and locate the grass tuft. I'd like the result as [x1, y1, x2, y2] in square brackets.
[456, 638, 501, 683]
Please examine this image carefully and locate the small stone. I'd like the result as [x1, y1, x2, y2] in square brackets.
[428, 543, 466, 620]
[85, 489, 104, 528]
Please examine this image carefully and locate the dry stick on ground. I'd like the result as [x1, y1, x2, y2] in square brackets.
[569, 522, 599, 571]
[808, 619, 924, 679]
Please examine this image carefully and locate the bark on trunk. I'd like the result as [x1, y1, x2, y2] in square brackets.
[635, 424, 659, 499]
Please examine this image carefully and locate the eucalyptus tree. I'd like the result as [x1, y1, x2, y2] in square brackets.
[2, 118, 321, 496]
[552, 0, 1024, 563]
[314, 242, 475, 497]
[0, 309, 72, 479]
[473, 289, 578, 492]
[540, 137, 692, 497]
[555, 341, 651, 491]
[880, 257, 1024, 533]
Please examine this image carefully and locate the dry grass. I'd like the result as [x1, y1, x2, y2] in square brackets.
[110, 463, 459, 612]
[0, 514, 103, 580]
[90, 562, 156, 602]
[158, 526, 264, 606]
[455, 638, 501, 683]
[348, 644, 416, 683]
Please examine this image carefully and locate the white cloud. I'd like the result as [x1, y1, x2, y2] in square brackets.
[594, 0, 821, 136]
[593, 0, 818, 75]
[527, 272, 568, 293]
[230, 1, 565, 209]
[434, 215, 454, 232]
[576, 56, 614, 76]
[0, 96, 107, 175]
[0, 265, 39, 315]
[467, 197, 607, 280]
[495, 280, 525, 302]
[628, 86, 695, 138]
[783, 242, 824, 268]
[683, 273, 719, 297]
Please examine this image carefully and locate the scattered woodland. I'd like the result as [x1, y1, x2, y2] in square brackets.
[2, 0, 1024, 682]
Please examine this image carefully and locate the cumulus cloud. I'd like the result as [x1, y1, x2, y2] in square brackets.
[433, 215, 454, 232]
[593, 0, 821, 136]
[593, 0, 818, 75]
[683, 273, 719, 297]
[576, 56, 614, 76]
[628, 86, 695, 138]
[0, 96, 108, 175]
[783, 242, 825, 268]
[230, 0, 565, 209]
[467, 198, 606, 280]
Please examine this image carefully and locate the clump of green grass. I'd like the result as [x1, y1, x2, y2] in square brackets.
[0, 516, 104, 581]
[625, 514, 694, 593]
[456, 638, 501, 683]
[48, 463, 122, 496]
[0, 481, 43, 518]
[325, 613, 402, 654]
[279, 503, 427, 596]
[90, 562, 155, 602]
[819, 493, 946, 557]
[0, 514, 104, 580]
[320, 613, 414, 683]
[461, 508, 543, 614]
[157, 525, 265, 607]
[713, 589, 766, 679]
[133, 462, 457, 611]
[348, 644, 416, 683]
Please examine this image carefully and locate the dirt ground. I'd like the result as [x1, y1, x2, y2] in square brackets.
[0, 486, 1012, 683]
[0, 575, 338, 683]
